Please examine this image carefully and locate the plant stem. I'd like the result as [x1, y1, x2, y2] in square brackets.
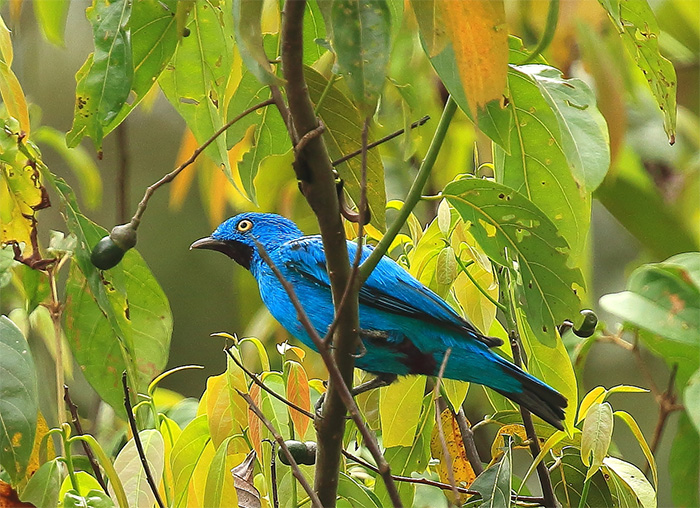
[116, 121, 129, 224]
[522, 0, 560, 64]
[47, 263, 65, 452]
[496, 267, 557, 508]
[578, 475, 591, 508]
[121, 372, 165, 508]
[455, 255, 507, 312]
[360, 96, 457, 282]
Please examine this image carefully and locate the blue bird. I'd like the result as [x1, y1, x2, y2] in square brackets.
[191, 212, 567, 430]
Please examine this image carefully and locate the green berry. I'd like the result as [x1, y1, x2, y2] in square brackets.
[109, 223, 137, 250]
[90, 236, 126, 270]
[278, 440, 316, 466]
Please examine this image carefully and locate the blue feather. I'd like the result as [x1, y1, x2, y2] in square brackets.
[194, 212, 567, 429]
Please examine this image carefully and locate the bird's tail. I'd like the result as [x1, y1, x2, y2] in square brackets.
[491, 358, 568, 431]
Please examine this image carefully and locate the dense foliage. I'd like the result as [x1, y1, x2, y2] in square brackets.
[0, 0, 697, 507]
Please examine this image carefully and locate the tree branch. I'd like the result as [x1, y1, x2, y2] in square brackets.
[280, 2, 373, 506]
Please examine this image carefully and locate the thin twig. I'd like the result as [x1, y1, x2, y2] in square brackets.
[63, 386, 108, 493]
[433, 349, 461, 504]
[454, 255, 506, 313]
[121, 372, 166, 508]
[263, 439, 280, 508]
[649, 363, 680, 457]
[46, 264, 65, 451]
[224, 345, 314, 419]
[331, 115, 430, 167]
[294, 122, 325, 154]
[251, 238, 403, 508]
[497, 267, 557, 508]
[455, 407, 484, 477]
[128, 98, 275, 229]
[237, 390, 322, 508]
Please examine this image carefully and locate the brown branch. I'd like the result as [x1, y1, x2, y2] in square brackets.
[128, 98, 275, 229]
[63, 386, 108, 493]
[252, 238, 402, 508]
[649, 363, 680, 457]
[455, 407, 484, 476]
[121, 373, 165, 508]
[280, 1, 387, 506]
[224, 345, 315, 419]
[237, 390, 322, 508]
[263, 439, 280, 508]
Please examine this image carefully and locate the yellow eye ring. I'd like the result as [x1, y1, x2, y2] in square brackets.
[237, 219, 253, 232]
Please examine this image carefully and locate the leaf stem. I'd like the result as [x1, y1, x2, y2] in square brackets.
[314, 75, 339, 115]
[455, 255, 507, 312]
[578, 475, 592, 508]
[71, 434, 129, 508]
[521, 0, 560, 64]
[360, 96, 457, 282]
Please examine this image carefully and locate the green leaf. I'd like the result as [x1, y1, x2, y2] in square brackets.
[236, 96, 290, 203]
[602, 457, 656, 508]
[108, 430, 165, 508]
[63, 248, 172, 412]
[34, 126, 102, 209]
[338, 472, 382, 508]
[305, 66, 387, 230]
[597, 0, 677, 141]
[469, 437, 511, 508]
[669, 412, 700, 507]
[62, 489, 115, 508]
[549, 447, 614, 508]
[613, 410, 657, 487]
[516, 65, 610, 193]
[171, 414, 211, 508]
[684, 368, 700, 435]
[517, 313, 577, 433]
[600, 254, 700, 346]
[67, 0, 133, 150]
[33, 0, 70, 46]
[203, 436, 245, 508]
[0, 315, 38, 483]
[443, 177, 584, 345]
[303, 0, 327, 65]
[494, 66, 591, 263]
[105, 0, 181, 132]
[581, 402, 613, 479]
[379, 376, 426, 448]
[19, 458, 65, 507]
[158, 0, 233, 177]
[44, 166, 171, 414]
[58, 472, 106, 505]
[331, 0, 391, 115]
[232, 0, 279, 85]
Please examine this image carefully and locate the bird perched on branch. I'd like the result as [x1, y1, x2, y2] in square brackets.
[191, 212, 567, 430]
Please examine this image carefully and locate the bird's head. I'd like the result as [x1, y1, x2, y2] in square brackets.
[190, 212, 303, 270]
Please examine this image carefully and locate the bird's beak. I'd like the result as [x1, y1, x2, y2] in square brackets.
[190, 236, 253, 270]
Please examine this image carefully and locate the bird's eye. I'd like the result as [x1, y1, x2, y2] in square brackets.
[237, 219, 253, 232]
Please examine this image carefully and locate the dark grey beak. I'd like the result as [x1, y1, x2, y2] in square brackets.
[190, 236, 253, 270]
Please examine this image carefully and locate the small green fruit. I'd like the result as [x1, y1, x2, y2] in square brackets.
[575, 309, 598, 338]
[90, 236, 126, 270]
[278, 440, 316, 466]
[109, 223, 138, 250]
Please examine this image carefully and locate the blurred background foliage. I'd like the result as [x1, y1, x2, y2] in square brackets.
[0, 0, 697, 505]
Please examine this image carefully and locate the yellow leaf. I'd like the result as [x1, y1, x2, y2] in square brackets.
[187, 440, 215, 507]
[0, 155, 49, 258]
[286, 361, 311, 439]
[0, 63, 29, 136]
[380, 376, 426, 447]
[206, 373, 238, 448]
[577, 386, 607, 424]
[0, 15, 13, 65]
[430, 408, 476, 497]
[490, 423, 529, 461]
[438, 0, 508, 117]
[159, 416, 181, 503]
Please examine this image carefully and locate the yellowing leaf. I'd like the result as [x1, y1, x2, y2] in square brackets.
[439, 0, 508, 117]
[577, 386, 607, 424]
[380, 376, 426, 448]
[286, 361, 311, 439]
[169, 129, 201, 210]
[490, 423, 529, 460]
[206, 373, 239, 448]
[0, 63, 29, 137]
[430, 408, 476, 493]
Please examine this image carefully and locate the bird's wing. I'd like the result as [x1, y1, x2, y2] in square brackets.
[278, 236, 502, 348]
